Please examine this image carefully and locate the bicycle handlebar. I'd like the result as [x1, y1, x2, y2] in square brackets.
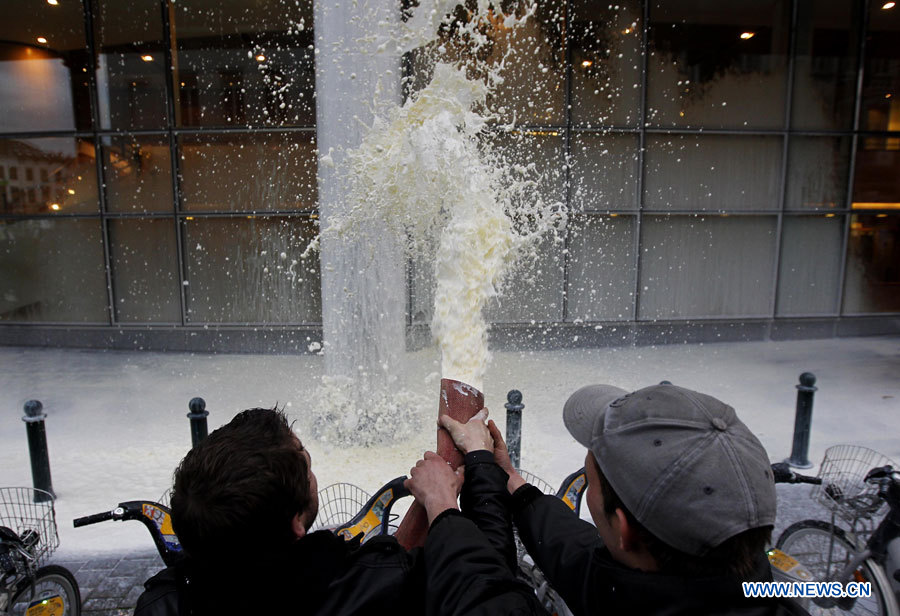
[771, 462, 822, 485]
[73, 510, 118, 528]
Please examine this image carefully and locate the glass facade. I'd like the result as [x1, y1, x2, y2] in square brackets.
[1, 0, 899, 349]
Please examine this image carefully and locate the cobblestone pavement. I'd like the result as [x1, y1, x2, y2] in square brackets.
[52, 550, 164, 616]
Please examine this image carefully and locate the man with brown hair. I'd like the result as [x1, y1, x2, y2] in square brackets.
[439, 382, 810, 615]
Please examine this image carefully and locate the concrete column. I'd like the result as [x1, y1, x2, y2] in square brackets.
[313, 0, 405, 384]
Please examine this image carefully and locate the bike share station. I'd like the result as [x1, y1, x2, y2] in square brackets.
[3, 373, 900, 616]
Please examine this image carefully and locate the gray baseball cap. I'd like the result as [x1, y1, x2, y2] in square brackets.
[563, 382, 776, 556]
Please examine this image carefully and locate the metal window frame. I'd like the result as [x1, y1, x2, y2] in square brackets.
[1, 0, 899, 340]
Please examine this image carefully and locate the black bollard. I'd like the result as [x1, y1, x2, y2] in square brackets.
[505, 390, 524, 469]
[187, 397, 209, 448]
[786, 373, 817, 469]
[22, 400, 55, 502]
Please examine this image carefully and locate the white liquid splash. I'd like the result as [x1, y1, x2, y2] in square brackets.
[309, 1, 565, 444]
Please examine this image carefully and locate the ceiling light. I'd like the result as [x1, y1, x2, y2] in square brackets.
[740, 32, 755, 40]
[887, 93, 893, 99]
[622, 28, 632, 34]
[67, 188, 75, 195]
[47, 0, 58, 5]
[36, 37, 47, 44]
[882, 1, 895, 9]
[581, 60, 592, 68]
[50, 203, 60, 210]
[141, 54, 153, 62]
[256, 54, 266, 62]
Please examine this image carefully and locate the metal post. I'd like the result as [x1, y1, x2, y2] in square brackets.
[505, 390, 524, 469]
[786, 373, 817, 469]
[187, 397, 209, 448]
[22, 400, 54, 502]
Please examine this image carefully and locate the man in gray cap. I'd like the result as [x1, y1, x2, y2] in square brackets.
[440, 382, 809, 615]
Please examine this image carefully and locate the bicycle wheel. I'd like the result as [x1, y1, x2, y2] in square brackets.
[8, 565, 81, 616]
[777, 520, 898, 616]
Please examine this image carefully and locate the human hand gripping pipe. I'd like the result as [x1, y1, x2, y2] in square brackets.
[393, 378, 484, 549]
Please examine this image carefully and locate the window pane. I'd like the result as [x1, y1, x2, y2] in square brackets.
[567, 214, 636, 320]
[486, 234, 564, 323]
[570, 133, 639, 211]
[109, 219, 180, 323]
[852, 138, 900, 207]
[173, 0, 315, 127]
[785, 137, 850, 209]
[570, 0, 642, 127]
[790, 0, 859, 131]
[644, 135, 782, 210]
[843, 214, 900, 313]
[638, 215, 777, 318]
[183, 217, 321, 323]
[0, 138, 98, 215]
[0, 218, 107, 322]
[0, 0, 92, 131]
[102, 135, 172, 213]
[647, 0, 790, 129]
[93, 0, 168, 130]
[858, 2, 900, 135]
[179, 132, 317, 212]
[776, 215, 843, 315]
[488, 130, 566, 210]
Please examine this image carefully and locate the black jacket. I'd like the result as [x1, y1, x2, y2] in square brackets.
[422, 451, 549, 616]
[511, 484, 810, 616]
[134, 530, 423, 616]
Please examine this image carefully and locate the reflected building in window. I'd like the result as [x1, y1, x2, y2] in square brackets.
[0, 0, 898, 350]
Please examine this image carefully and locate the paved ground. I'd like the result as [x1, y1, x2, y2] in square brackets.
[52, 550, 164, 616]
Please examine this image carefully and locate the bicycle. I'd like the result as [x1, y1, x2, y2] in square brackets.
[1, 487, 81, 616]
[776, 445, 900, 616]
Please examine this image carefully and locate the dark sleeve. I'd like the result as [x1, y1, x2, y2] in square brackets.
[459, 450, 517, 572]
[424, 510, 549, 616]
[512, 486, 609, 616]
[133, 567, 182, 616]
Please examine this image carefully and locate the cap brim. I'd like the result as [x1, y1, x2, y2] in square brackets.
[563, 384, 629, 448]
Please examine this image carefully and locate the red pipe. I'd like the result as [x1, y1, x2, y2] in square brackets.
[394, 378, 484, 549]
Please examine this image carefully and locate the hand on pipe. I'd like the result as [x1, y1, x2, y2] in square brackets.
[486, 419, 526, 494]
[404, 451, 464, 526]
[438, 408, 493, 455]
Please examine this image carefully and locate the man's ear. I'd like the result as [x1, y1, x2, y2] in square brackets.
[613, 508, 635, 552]
[291, 513, 307, 539]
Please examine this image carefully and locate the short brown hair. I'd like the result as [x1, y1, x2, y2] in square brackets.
[171, 408, 312, 563]
[590, 454, 770, 578]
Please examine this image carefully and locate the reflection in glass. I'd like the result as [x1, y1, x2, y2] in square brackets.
[776, 215, 842, 315]
[486, 130, 565, 213]
[109, 218, 180, 322]
[858, 3, 900, 135]
[0, 218, 107, 322]
[180, 133, 316, 212]
[647, 0, 790, 129]
[785, 137, 850, 209]
[790, 0, 859, 130]
[173, 0, 315, 127]
[92, 0, 168, 130]
[0, 138, 98, 215]
[643, 135, 782, 210]
[570, 0, 642, 127]
[843, 214, 900, 313]
[103, 136, 172, 213]
[570, 133, 639, 211]
[0, 1, 92, 131]
[183, 217, 321, 323]
[638, 215, 777, 318]
[567, 215, 635, 321]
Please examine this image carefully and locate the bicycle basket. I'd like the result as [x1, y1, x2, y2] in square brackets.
[0, 487, 59, 566]
[311, 483, 371, 532]
[812, 445, 898, 523]
[516, 469, 555, 496]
